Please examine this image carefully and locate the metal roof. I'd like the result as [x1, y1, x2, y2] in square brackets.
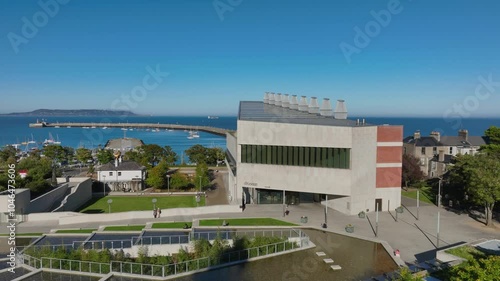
[238, 101, 373, 127]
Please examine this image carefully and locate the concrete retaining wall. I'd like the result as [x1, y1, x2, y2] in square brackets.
[52, 178, 92, 212]
[27, 183, 70, 213]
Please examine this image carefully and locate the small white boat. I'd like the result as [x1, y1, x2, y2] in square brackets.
[67, 126, 71, 128]
[54, 126, 60, 128]
[121, 128, 128, 131]
[103, 126, 108, 129]
[187, 136, 194, 139]
[129, 128, 133, 131]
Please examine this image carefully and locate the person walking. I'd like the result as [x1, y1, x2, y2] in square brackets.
[153, 209, 157, 219]
[157, 208, 161, 218]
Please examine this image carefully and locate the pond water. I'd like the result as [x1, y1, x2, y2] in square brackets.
[173, 228, 398, 281]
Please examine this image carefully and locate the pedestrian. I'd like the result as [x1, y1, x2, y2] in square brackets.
[153, 209, 157, 219]
[157, 208, 162, 218]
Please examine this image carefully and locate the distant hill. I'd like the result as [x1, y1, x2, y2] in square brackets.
[1, 109, 139, 116]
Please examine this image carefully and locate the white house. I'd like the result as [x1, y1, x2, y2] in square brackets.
[97, 157, 146, 192]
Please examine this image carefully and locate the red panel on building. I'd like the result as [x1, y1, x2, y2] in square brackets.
[376, 167, 402, 188]
[377, 146, 403, 163]
[377, 126, 403, 142]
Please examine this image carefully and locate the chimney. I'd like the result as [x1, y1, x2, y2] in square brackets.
[115, 158, 118, 168]
[333, 99, 347, 119]
[458, 129, 468, 141]
[263, 92, 269, 104]
[275, 93, 282, 106]
[356, 119, 360, 126]
[430, 131, 441, 142]
[298, 96, 309, 112]
[308, 97, 320, 114]
[320, 98, 333, 116]
[438, 150, 444, 162]
[289, 95, 299, 110]
[119, 156, 123, 164]
[281, 94, 290, 108]
[414, 130, 421, 139]
[268, 93, 275, 105]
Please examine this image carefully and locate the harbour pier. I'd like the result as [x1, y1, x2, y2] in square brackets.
[28, 122, 232, 136]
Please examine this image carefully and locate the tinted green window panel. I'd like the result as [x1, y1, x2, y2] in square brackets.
[327, 148, 334, 168]
[267, 146, 272, 164]
[304, 147, 310, 166]
[310, 147, 316, 167]
[288, 146, 293, 165]
[299, 147, 304, 166]
[271, 145, 278, 165]
[334, 148, 340, 168]
[293, 147, 299, 166]
[283, 146, 288, 165]
[345, 148, 350, 169]
[321, 148, 327, 167]
[316, 147, 322, 167]
[261, 145, 267, 164]
[277, 146, 283, 165]
[256, 146, 262, 164]
[241, 145, 247, 163]
[339, 148, 346, 168]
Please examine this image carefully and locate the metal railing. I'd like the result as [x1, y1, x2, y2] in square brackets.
[132, 234, 190, 245]
[20, 229, 310, 279]
[191, 228, 304, 241]
[73, 240, 133, 250]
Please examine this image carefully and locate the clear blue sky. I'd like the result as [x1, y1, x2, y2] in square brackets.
[1, 0, 499, 117]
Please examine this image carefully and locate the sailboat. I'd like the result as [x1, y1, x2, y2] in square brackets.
[28, 134, 36, 144]
[53, 134, 62, 145]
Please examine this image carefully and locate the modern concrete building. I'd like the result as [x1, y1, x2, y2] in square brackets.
[403, 130, 489, 178]
[226, 93, 403, 215]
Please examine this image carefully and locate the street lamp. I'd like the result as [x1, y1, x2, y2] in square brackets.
[438, 177, 442, 208]
[107, 199, 113, 213]
[102, 175, 106, 197]
[152, 198, 157, 210]
[167, 175, 171, 194]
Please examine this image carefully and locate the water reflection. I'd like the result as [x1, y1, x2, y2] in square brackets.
[173, 228, 397, 281]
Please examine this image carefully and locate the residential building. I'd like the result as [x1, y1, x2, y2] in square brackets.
[225, 93, 403, 215]
[403, 130, 489, 177]
[97, 154, 146, 192]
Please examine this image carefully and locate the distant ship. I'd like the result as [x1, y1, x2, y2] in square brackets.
[208, 116, 219, 119]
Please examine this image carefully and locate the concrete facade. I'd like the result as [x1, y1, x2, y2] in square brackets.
[227, 98, 403, 215]
[52, 178, 93, 212]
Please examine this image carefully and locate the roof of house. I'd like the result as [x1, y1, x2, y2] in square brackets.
[98, 160, 146, 171]
[238, 101, 381, 127]
[404, 135, 489, 147]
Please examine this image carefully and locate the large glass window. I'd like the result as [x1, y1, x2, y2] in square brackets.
[241, 144, 350, 169]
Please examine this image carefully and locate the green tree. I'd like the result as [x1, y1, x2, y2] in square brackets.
[394, 267, 424, 281]
[450, 153, 500, 227]
[195, 161, 210, 191]
[169, 172, 193, 190]
[145, 160, 168, 189]
[185, 144, 208, 165]
[450, 256, 500, 281]
[163, 145, 178, 166]
[0, 146, 17, 163]
[402, 154, 425, 188]
[75, 148, 92, 164]
[96, 149, 114, 165]
[43, 145, 67, 162]
[480, 125, 500, 156]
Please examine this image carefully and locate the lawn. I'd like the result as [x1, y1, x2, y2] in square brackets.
[55, 229, 97, 234]
[199, 218, 298, 227]
[78, 195, 206, 213]
[401, 186, 436, 205]
[151, 222, 191, 229]
[103, 225, 145, 231]
[445, 245, 486, 260]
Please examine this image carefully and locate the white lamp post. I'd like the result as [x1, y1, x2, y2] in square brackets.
[167, 175, 171, 194]
[152, 198, 157, 210]
[102, 174, 106, 197]
[107, 199, 113, 213]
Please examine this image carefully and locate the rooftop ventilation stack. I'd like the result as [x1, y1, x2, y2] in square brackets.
[333, 99, 347, 119]
[263, 92, 269, 104]
[268, 93, 275, 105]
[289, 95, 299, 110]
[298, 96, 309, 112]
[275, 93, 282, 107]
[308, 97, 320, 114]
[320, 98, 333, 117]
[281, 94, 290, 108]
